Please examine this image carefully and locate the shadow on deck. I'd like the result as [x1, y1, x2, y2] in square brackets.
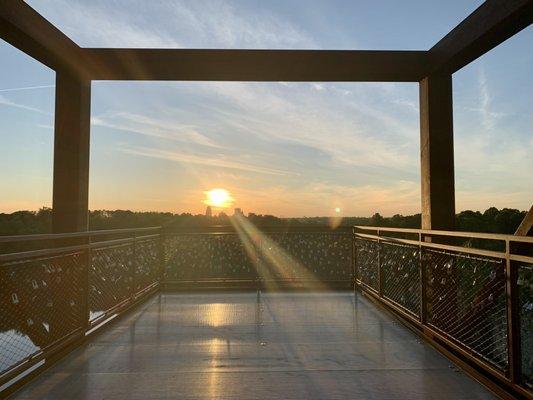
[11, 292, 495, 400]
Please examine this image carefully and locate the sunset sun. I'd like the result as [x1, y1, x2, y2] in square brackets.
[204, 188, 234, 208]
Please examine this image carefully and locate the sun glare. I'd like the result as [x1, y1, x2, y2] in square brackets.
[204, 188, 234, 208]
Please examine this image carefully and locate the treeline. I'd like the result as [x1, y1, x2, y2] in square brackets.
[0, 207, 527, 236]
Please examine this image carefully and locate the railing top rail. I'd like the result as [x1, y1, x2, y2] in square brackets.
[0, 232, 163, 263]
[164, 225, 353, 234]
[353, 225, 533, 244]
[0, 226, 162, 243]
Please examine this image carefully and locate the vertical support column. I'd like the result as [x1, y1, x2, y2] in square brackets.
[419, 74, 455, 231]
[505, 239, 521, 384]
[52, 70, 91, 233]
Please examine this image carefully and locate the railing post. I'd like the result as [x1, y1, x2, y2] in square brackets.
[352, 227, 357, 292]
[158, 229, 165, 290]
[81, 234, 91, 331]
[505, 239, 521, 384]
[419, 232, 427, 325]
[131, 232, 137, 301]
[377, 229, 382, 297]
[257, 236, 263, 290]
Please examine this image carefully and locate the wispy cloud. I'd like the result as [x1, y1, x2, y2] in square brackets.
[27, 0, 181, 48]
[0, 94, 50, 115]
[0, 84, 55, 93]
[185, 82, 419, 172]
[120, 145, 298, 177]
[27, 0, 315, 49]
[471, 65, 509, 130]
[92, 112, 220, 148]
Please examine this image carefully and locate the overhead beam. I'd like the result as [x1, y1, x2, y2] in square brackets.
[0, 0, 87, 77]
[85, 49, 429, 82]
[430, 0, 533, 74]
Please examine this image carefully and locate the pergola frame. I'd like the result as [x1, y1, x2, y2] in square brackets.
[0, 0, 532, 233]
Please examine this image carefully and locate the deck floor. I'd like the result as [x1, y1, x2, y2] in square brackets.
[12, 292, 496, 399]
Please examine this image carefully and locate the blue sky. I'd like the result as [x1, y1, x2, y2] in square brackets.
[0, 1, 531, 216]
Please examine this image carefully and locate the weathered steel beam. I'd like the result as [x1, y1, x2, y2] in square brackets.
[0, 0, 87, 77]
[419, 74, 455, 230]
[429, 0, 533, 74]
[515, 205, 533, 236]
[84, 49, 429, 82]
[52, 71, 91, 233]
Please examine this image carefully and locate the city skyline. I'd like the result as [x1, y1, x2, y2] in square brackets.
[0, 0, 531, 217]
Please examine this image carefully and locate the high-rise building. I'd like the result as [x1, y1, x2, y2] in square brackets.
[234, 208, 243, 216]
[205, 206, 212, 217]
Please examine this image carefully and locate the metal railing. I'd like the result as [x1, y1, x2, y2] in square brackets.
[0, 227, 162, 395]
[163, 226, 353, 288]
[0, 224, 531, 399]
[354, 226, 533, 398]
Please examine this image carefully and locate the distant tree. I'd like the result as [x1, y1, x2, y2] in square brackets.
[456, 210, 484, 232]
[0, 206, 527, 236]
[370, 213, 385, 226]
[493, 208, 526, 234]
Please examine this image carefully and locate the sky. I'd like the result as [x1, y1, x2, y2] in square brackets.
[0, 0, 531, 217]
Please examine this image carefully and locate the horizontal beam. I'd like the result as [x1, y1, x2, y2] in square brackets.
[430, 0, 533, 74]
[0, 0, 87, 76]
[85, 49, 429, 82]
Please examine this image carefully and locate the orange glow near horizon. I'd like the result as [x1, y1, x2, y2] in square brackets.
[204, 188, 234, 209]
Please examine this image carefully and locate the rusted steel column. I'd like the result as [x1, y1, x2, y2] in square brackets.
[419, 74, 455, 231]
[505, 240, 521, 384]
[52, 71, 91, 233]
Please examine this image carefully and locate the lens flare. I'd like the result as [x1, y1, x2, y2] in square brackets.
[329, 207, 343, 229]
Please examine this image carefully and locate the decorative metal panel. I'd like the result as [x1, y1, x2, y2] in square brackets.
[425, 249, 508, 372]
[518, 262, 533, 388]
[164, 234, 258, 281]
[134, 238, 159, 293]
[381, 242, 420, 316]
[89, 243, 134, 321]
[0, 252, 84, 376]
[264, 233, 352, 281]
[164, 233, 352, 282]
[355, 238, 379, 290]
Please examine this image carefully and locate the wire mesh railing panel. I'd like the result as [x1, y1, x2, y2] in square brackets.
[424, 248, 508, 372]
[518, 262, 533, 388]
[164, 234, 258, 281]
[134, 238, 159, 293]
[89, 243, 134, 321]
[264, 233, 352, 281]
[381, 241, 420, 317]
[355, 238, 379, 290]
[0, 252, 84, 376]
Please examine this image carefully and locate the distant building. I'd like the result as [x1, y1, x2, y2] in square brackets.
[205, 206, 212, 217]
[234, 208, 244, 216]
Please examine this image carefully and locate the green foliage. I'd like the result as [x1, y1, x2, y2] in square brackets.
[0, 207, 527, 235]
[0, 207, 52, 235]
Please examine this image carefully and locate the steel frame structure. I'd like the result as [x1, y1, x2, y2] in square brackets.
[1, 0, 532, 233]
[1, 0, 533, 398]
